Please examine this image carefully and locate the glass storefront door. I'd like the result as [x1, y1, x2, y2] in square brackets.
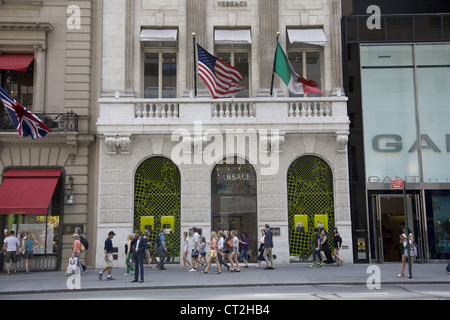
[371, 193, 426, 262]
[211, 157, 257, 262]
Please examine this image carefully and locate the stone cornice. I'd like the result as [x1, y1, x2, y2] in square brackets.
[0, 0, 43, 6]
[0, 133, 95, 148]
[0, 22, 53, 33]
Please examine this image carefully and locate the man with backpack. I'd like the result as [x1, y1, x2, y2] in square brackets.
[156, 228, 167, 270]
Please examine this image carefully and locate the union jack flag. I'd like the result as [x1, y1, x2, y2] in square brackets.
[0, 86, 51, 139]
[197, 44, 244, 99]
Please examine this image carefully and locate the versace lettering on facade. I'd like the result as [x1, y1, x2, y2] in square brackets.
[217, 1, 248, 8]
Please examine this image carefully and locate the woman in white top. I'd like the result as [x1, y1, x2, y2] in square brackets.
[181, 231, 191, 269]
[398, 226, 416, 277]
[230, 230, 240, 272]
[257, 229, 266, 268]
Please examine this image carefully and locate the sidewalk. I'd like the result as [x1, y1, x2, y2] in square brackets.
[1, 263, 449, 295]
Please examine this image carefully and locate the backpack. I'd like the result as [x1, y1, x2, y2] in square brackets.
[79, 235, 89, 250]
[155, 234, 162, 247]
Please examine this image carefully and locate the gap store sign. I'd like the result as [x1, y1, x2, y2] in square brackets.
[361, 44, 450, 184]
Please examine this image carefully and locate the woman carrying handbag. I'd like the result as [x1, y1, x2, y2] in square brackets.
[398, 226, 416, 278]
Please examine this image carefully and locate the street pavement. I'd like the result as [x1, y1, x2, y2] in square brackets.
[1, 262, 449, 295]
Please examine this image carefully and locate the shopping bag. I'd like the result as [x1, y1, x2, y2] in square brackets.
[65, 257, 78, 276]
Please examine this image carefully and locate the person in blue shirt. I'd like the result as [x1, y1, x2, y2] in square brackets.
[98, 231, 116, 280]
[263, 224, 274, 270]
[310, 228, 324, 268]
[156, 229, 167, 270]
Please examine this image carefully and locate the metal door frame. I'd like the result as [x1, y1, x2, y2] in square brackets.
[371, 194, 415, 263]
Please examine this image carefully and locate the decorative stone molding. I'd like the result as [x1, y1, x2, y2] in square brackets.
[0, 22, 52, 32]
[66, 139, 77, 163]
[104, 135, 131, 155]
[104, 137, 117, 155]
[260, 132, 285, 155]
[193, 135, 207, 154]
[0, 0, 43, 4]
[336, 132, 349, 152]
[117, 136, 131, 154]
[33, 43, 47, 53]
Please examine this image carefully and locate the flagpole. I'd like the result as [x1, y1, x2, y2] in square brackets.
[269, 32, 280, 97]
[192, 32, 197, 98]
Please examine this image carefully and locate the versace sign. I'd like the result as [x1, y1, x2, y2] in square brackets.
[216, 1, 248, 8]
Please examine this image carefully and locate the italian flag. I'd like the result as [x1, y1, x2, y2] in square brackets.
[274, 43, 323, 95]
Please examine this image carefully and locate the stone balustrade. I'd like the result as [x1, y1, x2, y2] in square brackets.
[99, 97, 347, 123]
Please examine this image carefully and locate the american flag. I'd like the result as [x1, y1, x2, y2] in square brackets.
[0, 86, 51, 139]
[197, 43, 244, 99]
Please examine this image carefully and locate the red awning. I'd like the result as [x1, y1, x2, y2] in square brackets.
[0, 53, 34, 72]
[0, 169, 61, 215]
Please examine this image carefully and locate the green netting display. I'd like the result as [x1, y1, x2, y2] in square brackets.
[134, 156, 181, 259]
[287, 155, 334, 258]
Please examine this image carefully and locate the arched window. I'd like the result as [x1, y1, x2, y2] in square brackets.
[134, 156, 181, 261]
[211, 157, 257, 261]
[287, 155, 334, 261]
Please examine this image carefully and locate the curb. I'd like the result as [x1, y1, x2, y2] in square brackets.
[1, 278, 449, 296]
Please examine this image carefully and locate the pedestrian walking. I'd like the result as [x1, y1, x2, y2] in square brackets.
[321, 229, 334, 264]
[239, 232, 249, 268]
[143, 229, 152, 269]
[199, 236, 207, 267]
[156, 228, 167, 270]
[189, 227, 200, 272]
[181, 231, 192, 269]
[131, 230, 147, 283]
[263, 224, 274, 270]
[2, 231, 20, 275]
[223, 229, 232, 268]
[203, 231, 221, 274]
[310, 228, 323, 268]
[98, 231, 116, 280]
[333, 227, 343, 266]
[21, 234, 37, 274]
[124, 234, 135, 276]
[71, 234, 85, 275]
[230, 230, 240, 272]
[74, 227, 88, 273]
[217, 230, 229, 271]
[398, 226, 416, 278]
[257, 229, 266, 268]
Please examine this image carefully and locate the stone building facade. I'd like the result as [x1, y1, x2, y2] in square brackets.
[0, 0, 100, 270]
[96, 0, 352, 266]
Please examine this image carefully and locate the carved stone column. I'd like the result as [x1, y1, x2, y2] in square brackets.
[330, 0, 345, 96]
[259, 0, 278, 90]
[186, 0, 206, 93]
[33, 43, 46, 113]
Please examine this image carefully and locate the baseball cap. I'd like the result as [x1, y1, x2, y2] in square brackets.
[108, 231, 116, 236]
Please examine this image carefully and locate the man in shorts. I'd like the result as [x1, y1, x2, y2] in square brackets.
[189, 227, 200, 272]
[2, 231, 20, 275]
[98, 231, 116, 280]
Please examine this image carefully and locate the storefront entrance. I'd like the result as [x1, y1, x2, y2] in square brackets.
[371, 193, 427, 263]
[0, 168, 63, 271]
[134, 157, 181, 263]
[287, 155, 335, 262]
[211, 157, 257, 262]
